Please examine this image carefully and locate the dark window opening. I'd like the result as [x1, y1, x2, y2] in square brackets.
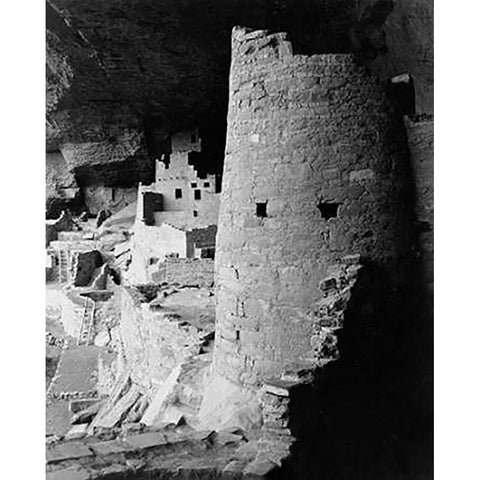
[317, 201, 340, 219]
[256, 202, 267, 218]
[191, 182, 197, 188]
[201, 247, 215, 259]
[111, 188, 116, 201]
[143, 192, 164, 226]
[194, 190, 201, 200]
[175, 188, 182, 199]
[389, 74, 416, 116]
[193, 210, 198, 217]
[191, 133, 196, 143]
[235, 330, 240, 341]
[204, 182, 210, 188]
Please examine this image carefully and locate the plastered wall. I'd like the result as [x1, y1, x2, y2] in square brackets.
[128, 221, 187, 284]
[154, 153, 219, 222]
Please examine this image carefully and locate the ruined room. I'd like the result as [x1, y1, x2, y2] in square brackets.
[41, 0, 434, 478]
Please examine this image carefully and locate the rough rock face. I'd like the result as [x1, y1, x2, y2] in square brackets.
[46, 0, 432, 215]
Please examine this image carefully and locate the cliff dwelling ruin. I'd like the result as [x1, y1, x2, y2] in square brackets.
[45, 1, 433, 479]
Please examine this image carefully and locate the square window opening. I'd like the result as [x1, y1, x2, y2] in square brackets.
[204, 182, 210, 188]
[191, 182, 197, 188]
[256, 202, 267, 218]
[317, 201, 340, 219]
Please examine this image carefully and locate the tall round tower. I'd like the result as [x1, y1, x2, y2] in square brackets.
[200, 27, 414, 428]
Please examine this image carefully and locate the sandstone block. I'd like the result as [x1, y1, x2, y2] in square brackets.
[46, 442, 93, 464]
[124, 431, 169, 450]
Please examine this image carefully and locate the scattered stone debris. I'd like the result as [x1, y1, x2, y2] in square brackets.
[45, 15, 433, 480]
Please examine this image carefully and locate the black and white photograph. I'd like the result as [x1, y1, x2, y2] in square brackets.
[7, 0, 471, 478]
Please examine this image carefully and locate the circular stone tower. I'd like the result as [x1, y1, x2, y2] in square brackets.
[200, 27, 414, 428]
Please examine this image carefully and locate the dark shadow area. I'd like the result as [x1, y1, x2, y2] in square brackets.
[317, 201, 340, 220]
[269, 261, 433, 479]
[46, 195, 84, 219]
[73, 156, 156, 188]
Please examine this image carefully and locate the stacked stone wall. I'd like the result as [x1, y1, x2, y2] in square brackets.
[128, 220, 187, 284]
[152, 258, 214, 288]
[118, 288, 205, 392]
[210, 27, 415, 391]
[404, 115, 433, 293]
[186, 225, 217, 257]
[154, 152, 219, 223]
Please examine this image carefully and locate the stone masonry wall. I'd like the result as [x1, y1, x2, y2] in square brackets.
[118, 287, 205, 392]
[154, 152, 219, 224]
[128, 220, 187, 284]
[404, 115, 433, 293]
[209, 27, 414, 392]
[186, 225, 217, 258]
[152, 258, 214, 288]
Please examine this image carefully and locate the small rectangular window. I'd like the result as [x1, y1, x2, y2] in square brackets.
[204, 182, 210, 188]
[175, 188, 182, 199]
[191, 182, 197, 188]
[193, 210, 198, 217]
[194, 189, 201, 200]
[317, 201, 340, 219]
[256, 202, 267, 218]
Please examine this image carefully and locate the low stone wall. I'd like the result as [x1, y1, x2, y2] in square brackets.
[61, 290, 86, 338]
[152, 258, 214, 287]
[118, 287, 206, 391]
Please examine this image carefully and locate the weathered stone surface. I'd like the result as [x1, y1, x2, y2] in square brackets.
[46, 465, 90, 480]
[93, 330, 110, 348]
[244, 456, 278, 477]
[46, 441, 93, 464]
[202, 27, 414, 424]
[124, 431, 169, 450]
[89, 439, 130, 456]
[64, 424, 88, 441]
[404, 115, 434, 293]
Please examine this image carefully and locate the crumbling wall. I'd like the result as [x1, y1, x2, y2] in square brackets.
[152, 258, 214, 288]
[128, 220, 187, 284]
[186, 225, 217, 258]
[201, 27, 415, 426]
[60, 291, 87, 338]
[404, 115, 433, 293]
[118, 287, 205, 391]
[72, 250, 103, 287]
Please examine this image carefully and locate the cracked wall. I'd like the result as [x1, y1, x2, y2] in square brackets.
[200, 27, 415, 427]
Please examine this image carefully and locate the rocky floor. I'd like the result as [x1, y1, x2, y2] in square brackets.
[46, 282, 116, 436]
[47, 423, 292, 480]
